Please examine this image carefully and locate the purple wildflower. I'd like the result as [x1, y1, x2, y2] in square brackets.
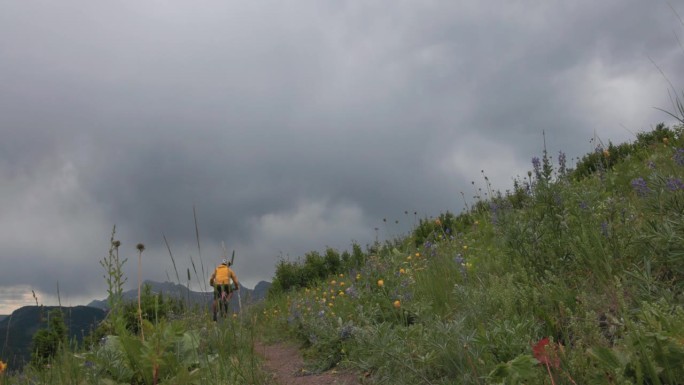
[579, 201, 589, 210]
[532, 157, 541, 179]
[339, 325, 354, 340]
[600, 222, 609, 238]
[631, 177, 651, 197]
[674, 148, 684, 166]
[344, 285, 358, 299]
[666, 178, 684, 191]
[558, 151, 567, 176]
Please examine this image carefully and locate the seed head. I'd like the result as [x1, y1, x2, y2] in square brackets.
[112, 240, 121, 248]
[136, 243, 145, 252]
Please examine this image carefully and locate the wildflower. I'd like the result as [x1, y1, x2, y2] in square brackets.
[407, 256, 412, 261]
[339, 281, 345, 287]
[345, 286, 358, 298]
[666, 178, 684, 191]
[415, 252, 420, 257]
[532, 156, 541, 178]
[136, 243, 145, 252]
[474, 220, 479, 226]
[462, 245, 468, 251]
[393, 300, 401, 309]
[578, 201, 589, 210]
[339, 273, 344, 278]
[558, 151, 567, 175]
[0, 360, 6, 375]
[339, 325, 353, 340]
[330, 280, 336, 285]
[631, 177, 651, 197]
[600, 222, 609, 238]
[328, 303, 333, 307]
[603, 149, 610, 158]
[399, 268, 405, 274]
[377, 279, 384, 287]
[356, 273, 361, 280]
[435, 218, 442, 226]
[663, 137, 670, 145]
[465, 262, 473, 269]
[674, 148, 684, 166]
[532, 337, 560, 368]
[338, 291, 344, 296]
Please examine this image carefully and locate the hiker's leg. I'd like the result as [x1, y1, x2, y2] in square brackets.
[212, 290, 218, 321]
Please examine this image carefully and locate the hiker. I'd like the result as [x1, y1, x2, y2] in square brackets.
[210, 258, 239, 321]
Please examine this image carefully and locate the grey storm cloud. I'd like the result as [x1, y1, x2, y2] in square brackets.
[1, 0, 683, 312]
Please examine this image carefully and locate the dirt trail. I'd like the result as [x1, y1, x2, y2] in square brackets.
[254, 340, 362, 385]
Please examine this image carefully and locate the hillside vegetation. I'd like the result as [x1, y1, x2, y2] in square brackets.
[256, 123, 684, 384]
[1, 122, 683, 385]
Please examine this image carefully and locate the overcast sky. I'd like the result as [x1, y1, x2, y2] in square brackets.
[1, 0, 683, 314]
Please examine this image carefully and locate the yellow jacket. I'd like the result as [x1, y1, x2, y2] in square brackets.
[211, 264, 238, 287]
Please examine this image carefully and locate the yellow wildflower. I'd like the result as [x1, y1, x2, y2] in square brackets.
[463, 245, 468, 251]
[393, 300, 401, 309]
[356, 273, 361, 280]
[328, 303, 334, 307]
[603, 149, 610, 158]
[399, 268, 405, 274]
[338, 291, 344, 296]
[339, 281, 345, 287]
[474, 220, 479, 225]
[377, 279, 384, 287]
[331, 280, 336, 285]
[0, 360, 6, 375]
[339, 273, 344, 278]
[415, 252, 420, 257]
[435, 218, 441, 226]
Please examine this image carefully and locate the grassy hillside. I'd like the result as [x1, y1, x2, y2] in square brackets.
[255, 123, 684, 384]
[1, 122, 683, 385]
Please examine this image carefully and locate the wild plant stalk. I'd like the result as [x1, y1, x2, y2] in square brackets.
[162, 234, 181, 286]
[186, 268, 191, 310]
[136, 243, 145, 341]
[100, 226, 127, 329]
[193, 205, 208, 294]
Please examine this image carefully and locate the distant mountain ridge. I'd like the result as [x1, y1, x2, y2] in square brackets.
[0, 305, 106, 371]
[87, 280, 271, 312]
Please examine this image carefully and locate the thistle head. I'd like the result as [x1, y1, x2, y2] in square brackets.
[112, 240, 121, 248]
[136, 243, 145, 252]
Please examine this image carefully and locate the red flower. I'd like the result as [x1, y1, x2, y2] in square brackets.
[532, 337, 560, 368]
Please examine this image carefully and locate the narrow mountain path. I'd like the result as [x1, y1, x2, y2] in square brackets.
[254, 340, 362, 385]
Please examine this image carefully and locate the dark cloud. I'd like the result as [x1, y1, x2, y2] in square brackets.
[1, 0, 683, 311]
